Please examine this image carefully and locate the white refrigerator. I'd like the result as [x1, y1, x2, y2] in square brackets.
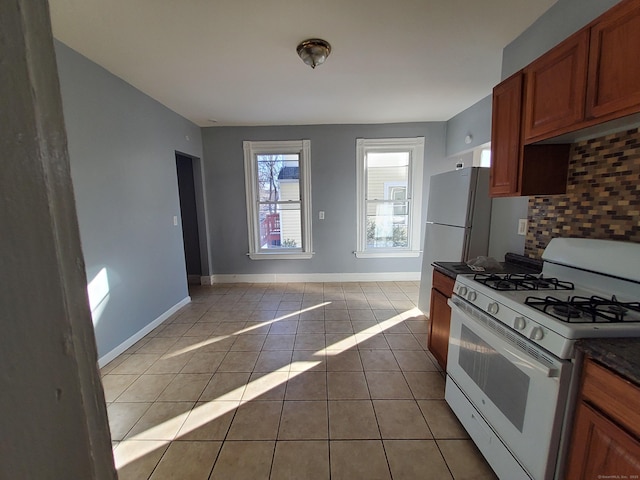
[417, 167, 492, 312]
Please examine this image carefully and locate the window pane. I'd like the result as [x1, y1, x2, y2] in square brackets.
[390, 186, 408, 215]
[390, 186, 406, 201]
[393, 201, 408, 216]
[480, 148, 491, 167]
[258, 203, 302, 249]
[366, 202, 409, 248]
[366, 152, 409, 200]
[257, 154, 300, 202]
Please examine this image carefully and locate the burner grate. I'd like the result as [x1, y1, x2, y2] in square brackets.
[474, 273, 574, 292]
[525, 295, 640, 323]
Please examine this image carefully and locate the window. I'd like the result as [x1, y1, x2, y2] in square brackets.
[355, 137, 424, 258]
[243, 140, 313, 259]
[479, 147, 491, 167]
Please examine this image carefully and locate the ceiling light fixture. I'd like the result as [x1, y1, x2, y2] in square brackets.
[296, 38, 331, 69]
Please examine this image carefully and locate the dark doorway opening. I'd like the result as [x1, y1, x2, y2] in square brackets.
[176, 153, 202, 283]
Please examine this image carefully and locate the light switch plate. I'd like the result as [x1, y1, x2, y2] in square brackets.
[517, 218, 528, 236]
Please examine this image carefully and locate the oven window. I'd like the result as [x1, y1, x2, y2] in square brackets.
[459, 325, 529, 432]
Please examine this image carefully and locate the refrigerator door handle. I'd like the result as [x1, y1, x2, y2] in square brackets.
[461, 227, 472, 261]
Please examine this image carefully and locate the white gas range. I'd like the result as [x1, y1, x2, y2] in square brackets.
[444, 238, 640, 480]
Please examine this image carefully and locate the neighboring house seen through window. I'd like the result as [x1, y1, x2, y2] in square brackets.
[243, 140, 313, 259]
[355, 137, 424, 258]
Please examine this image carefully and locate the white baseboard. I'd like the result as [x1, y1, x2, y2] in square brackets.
[203, 272, 421, 284]
[98, 296, 191, 367]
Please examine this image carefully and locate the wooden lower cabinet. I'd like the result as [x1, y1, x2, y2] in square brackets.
[566, 358, 640, 478]
[428, 270, 455, 370]
[567, 402, 640, 478]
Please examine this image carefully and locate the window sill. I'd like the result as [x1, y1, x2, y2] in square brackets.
[354, 250, 421, 259]
[248, 252, 314, 260]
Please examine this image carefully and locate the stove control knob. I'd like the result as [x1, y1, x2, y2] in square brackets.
[458, 286, 468, 297]
[530, 327, 544, 340]
[467, 291, 477, 302]
[514, 317, 527, 330]
[487, 302, 499, 315]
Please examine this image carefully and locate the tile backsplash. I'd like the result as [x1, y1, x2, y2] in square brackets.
[525, 127, 640, 259]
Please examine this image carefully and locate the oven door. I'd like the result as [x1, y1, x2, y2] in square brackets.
[446, 297, 571, 480]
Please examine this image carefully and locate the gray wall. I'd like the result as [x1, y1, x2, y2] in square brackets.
[55, 41, 203, 358]
[487, 196, 530, 259]
[445, 94, 492, 157]
[202, 123, 448, 275]
[488, 0, 622, 260]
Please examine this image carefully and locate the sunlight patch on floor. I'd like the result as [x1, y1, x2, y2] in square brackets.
[163, 302, 331, 358]
[114, 306, 422, 469]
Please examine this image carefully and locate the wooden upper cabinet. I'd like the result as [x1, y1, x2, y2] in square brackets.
[523, 30, 589, 143]
[490, 72, 523, 196]
[489, 72, 571, 197]
[522, 0, 640, 142]
[488, 0, 640, 197]
[586, 0, 640, 121]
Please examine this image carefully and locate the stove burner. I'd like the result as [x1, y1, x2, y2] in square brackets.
[552, 304, 582, 318]
[474, 273, 574, 292]
[606, 303, 628, 315]
[525, 294, 640, 323]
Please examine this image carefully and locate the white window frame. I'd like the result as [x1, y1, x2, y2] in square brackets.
[243, 139, 313, 260]
[355, 137, 424, 258]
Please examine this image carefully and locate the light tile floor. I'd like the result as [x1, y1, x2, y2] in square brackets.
[102, 281, 497, 479]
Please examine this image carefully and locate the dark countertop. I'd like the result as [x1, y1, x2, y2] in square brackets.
[433, 253, 542, 280]
[576, 338, 640, 387]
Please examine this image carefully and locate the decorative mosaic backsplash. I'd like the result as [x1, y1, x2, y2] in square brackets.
[525, 128, 640, 259]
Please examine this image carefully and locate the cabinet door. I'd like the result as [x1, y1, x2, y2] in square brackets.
[580, 357, 640, 438]
[432, 270, 455, 298]
[523, 29, 589, 142]
[586, 0, 640, 120]
[490, 72, 523, 197]
[428, 288, 451, 370]
[566, 402, 640, 479]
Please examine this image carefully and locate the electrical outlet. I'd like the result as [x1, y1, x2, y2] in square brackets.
[173, 215, 178, 226]
[517, 218, 528, 236]
[319, 211, 325, 220]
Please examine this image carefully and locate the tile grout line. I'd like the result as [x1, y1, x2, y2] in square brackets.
[205, 288, 266, 479]
[325, 322, 332, 480]
[107, 281, 450, 479]
[362, 338, 394, 480]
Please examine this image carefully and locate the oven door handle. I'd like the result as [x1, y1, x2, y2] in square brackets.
[500, 345, 557, 378]
[450, 301, 559, 379]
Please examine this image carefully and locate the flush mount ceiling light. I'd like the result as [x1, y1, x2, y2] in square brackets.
[296, 38, 331, 69]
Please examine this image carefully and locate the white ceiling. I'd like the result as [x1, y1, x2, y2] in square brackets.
[49, 0, 557, 127]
